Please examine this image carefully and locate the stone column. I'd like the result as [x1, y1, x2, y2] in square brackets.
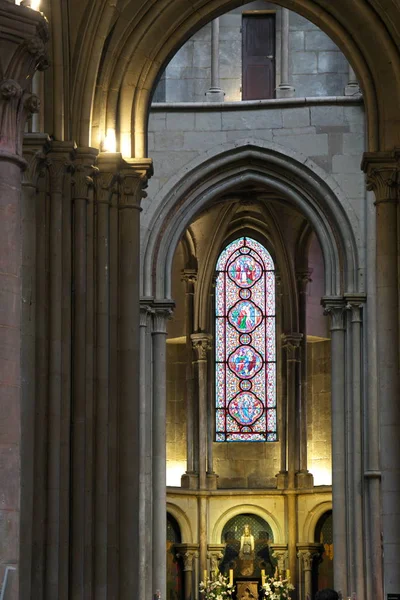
[296, 272, 313, 488]
[118, 159, 153, 600]
[70, 147, 98, 597]
[344, 64, 361, 96]
[270, 546, 288, 576]
[276, 9, 295, 98]
[206, 19, 224, 102]
[345, 295, 366, 599]
[46, 140, 76, 600]
[322, 297, 347, 596]
[297, 546, 321, 600]
[281, 334, 302, 584]
[176, 545, 199, 600]
[0, 5, 48, 595]
[152, 302, 174, 600]
[207, 545, 225, 578]
[362, 152, 400, 596]
[20, 132, 48, 599]
[181, 270, 198, 489]
[191, 333, 212, 586]
[94, 153, 120, 599]
[140, 301, 155, 600]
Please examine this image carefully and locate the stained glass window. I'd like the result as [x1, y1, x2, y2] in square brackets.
[215, 236, 276, 442]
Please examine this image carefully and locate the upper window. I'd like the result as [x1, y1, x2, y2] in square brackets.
[215, 236, 276, 442]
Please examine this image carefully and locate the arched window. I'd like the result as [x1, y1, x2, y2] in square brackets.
[215, 236, 276, 442]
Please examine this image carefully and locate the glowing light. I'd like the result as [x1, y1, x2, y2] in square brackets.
[15, 0, 41, 9]
[103, 128, 117, 153]
[309, 463, 332, 486]
[166, 460, 186, 487]
[30, 0, 41, 9]
[120, 132, 132, 158]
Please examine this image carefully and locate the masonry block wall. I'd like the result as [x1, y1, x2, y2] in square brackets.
[154, 2, 350, 102]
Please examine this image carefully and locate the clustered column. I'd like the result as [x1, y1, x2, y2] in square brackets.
[0, 4, 48, 596]
[362, 151, 400, 597]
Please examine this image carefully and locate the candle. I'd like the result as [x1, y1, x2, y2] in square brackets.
[229, 569, 233, 586]
[286, 569, 290, 579]
[261, 569, 266, 585]
[204, 570, 208, 584]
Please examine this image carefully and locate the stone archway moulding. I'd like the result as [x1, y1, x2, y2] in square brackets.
[301, 501, 333, 543]
[70, 0, 400, 154]
[211, 503, 284, 545]
[141, 139, 360, 302]
[167, 502, 194, 544]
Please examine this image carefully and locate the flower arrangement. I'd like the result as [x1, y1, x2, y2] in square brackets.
[199, 573, 233, 600]
[262, 576, 294, 600]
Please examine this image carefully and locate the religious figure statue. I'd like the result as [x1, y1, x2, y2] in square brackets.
[239, 524, 255, 559]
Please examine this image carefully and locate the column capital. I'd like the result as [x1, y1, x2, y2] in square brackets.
[322, 296, 347, 331]
[140, 301, 154, 328]
[207, 544, 225, 573]
[22, 132, 49, 187]
[296, 269, 313, 293]
[282, 333, 303, 359]
[361, 150, 400, 204]
[181, 269, 198, 286]
[46, 140, 76, 193]
[344, 293, 366, 323]
[270, 545, 288, 571]
[175, 543, 199, 571]
[118, 157, 153, 209]
[297, 544, 323, 570]
[0, 1, 49, 161]
[152, 299, 174, 334]
[191, 332, 212, 361]
[72, 147, 99, 200]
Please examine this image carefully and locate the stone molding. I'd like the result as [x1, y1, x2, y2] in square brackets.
[361, 150, 400, 204]
[270, 545, 288, 571]
[297, 543, 323, 570]
[46, 141, 76, 193]
[296, 269, 313, 293]
[181, 268, 198, 287]
[322, 296, 347, 331]
[0, 1, 48, 160]
[191, 332, 212, 361]
[140, 299, 155, 328]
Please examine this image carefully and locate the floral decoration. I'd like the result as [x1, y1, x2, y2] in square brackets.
[262, 576, 294, 600]
[199, 573, 233, 600]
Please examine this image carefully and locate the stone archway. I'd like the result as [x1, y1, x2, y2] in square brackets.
[69, 0, 400, 154]
[141, 140, 367, 597]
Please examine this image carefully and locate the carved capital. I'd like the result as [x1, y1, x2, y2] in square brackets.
[22, 132, 50, 187]
[191, 332, 212, 361]
[282, 333, 303, 360]
[0, 2, 49, 159]
[46, 141, 76, 193]
[296, 269, 313, 293]
[175, 544, 199, 571]
[181, 269, 198, 287]
[152, 300, 174, 334]
[322, 297, 346, 331]
[140, 299, 154, 328]
[72, 147, 99, 200]
[361, 150, 400, 204]
[344, 293, 366, 324]
[270, 546, 288, 571]
[297, 544, 323, 571]
[118, 158, 153, 209]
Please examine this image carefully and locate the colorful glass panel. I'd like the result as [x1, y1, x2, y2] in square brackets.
[215, 236, 277, 442]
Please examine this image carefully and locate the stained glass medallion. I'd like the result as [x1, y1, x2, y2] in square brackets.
[215, 236, 277, 442]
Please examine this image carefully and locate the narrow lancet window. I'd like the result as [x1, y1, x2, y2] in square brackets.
[215, 236, 276, 442]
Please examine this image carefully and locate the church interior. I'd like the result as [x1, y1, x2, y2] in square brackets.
[0, 0, 399, 599]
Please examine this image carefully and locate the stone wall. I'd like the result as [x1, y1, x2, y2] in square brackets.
[143, 101, 365, 238]
[154, 3, 349, 102]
